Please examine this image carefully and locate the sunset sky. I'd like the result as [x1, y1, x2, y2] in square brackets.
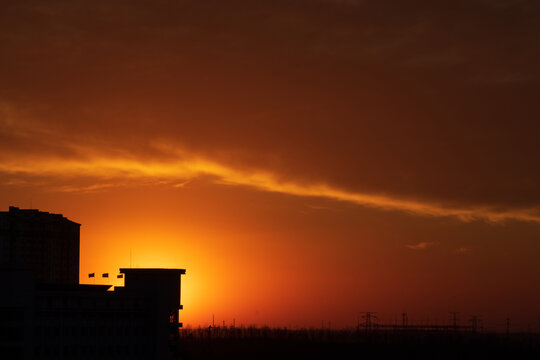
[1, 0, 540, 330]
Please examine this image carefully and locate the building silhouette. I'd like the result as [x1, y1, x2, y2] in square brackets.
[0, 207, 186, 360]
[0, 206, 80, 284]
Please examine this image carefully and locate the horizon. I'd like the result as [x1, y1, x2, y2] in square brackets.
[1, 0, 540, 334]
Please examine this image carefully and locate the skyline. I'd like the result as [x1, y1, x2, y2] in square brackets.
[1, 0, 540, 330]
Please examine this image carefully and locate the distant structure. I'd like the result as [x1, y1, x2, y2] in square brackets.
[0, 207, 186, 360]
[0, 206, 80, 284]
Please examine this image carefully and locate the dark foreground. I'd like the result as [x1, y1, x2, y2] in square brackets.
[175, 327, 540, 360]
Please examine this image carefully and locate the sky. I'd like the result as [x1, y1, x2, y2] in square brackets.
[1, 0, 540, 330]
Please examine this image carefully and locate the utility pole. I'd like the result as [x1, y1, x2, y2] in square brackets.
[402, 312, 408, 329]
[449, 312, 459, 330]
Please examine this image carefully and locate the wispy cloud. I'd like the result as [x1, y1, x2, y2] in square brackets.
[52, 183, 121, 193]
[1, 147, 540, 224]
[455, 247, 472, 254]
[406, 241, 437, 250]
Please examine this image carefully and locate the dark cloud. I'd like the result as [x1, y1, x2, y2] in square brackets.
[1, 0, 540, 211]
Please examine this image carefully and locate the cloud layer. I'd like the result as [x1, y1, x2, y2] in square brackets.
[1, 0, 540, 222]
[1, 136, 540, 223]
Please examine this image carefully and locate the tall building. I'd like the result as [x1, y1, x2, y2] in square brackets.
[0, 207, 186, 360]
[0, 206, 80, 284]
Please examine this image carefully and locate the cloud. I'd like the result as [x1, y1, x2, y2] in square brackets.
[406, 241, 437, 250]
[455, 247, 472, 254]
[1, 0, 540, 224]
[52, 183, 120, 193]
[1, 145, 540, 223]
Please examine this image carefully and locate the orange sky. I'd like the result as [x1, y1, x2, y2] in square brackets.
[1, 0, 540, 330]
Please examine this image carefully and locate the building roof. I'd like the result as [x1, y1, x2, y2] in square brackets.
[2, 206, 81, 226]
[120, 268, 186, 275]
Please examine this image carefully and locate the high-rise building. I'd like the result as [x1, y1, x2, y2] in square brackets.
[0, 206, 80, 284]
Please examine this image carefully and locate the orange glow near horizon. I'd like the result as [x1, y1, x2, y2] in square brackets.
[1, 163, 539, 329]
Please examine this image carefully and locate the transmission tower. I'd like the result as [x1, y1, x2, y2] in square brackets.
[470, 315, 482, 333]
[360, 312, 377, 332]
